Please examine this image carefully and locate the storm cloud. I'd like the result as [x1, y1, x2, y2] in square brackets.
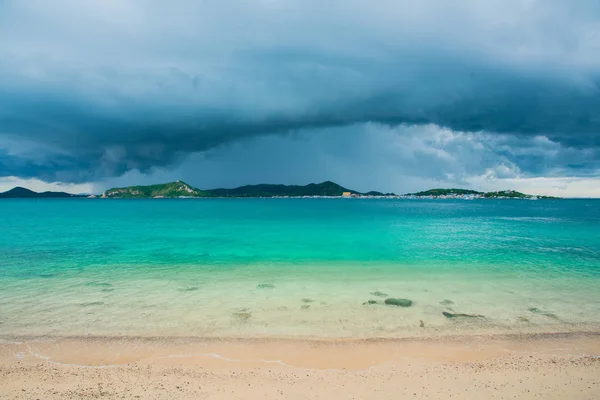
[94, 123, 598, 191]
[0, 0, 600, 186]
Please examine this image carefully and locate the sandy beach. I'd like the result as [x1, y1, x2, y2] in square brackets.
[1, 332, 599, 399]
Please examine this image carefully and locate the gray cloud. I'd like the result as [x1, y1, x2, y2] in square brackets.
[0, 0, 600, 182]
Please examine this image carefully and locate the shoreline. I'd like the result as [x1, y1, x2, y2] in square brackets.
[3, 328, 600, 344]
[2, 331, 599, 399]
[2, 330, 600, 368]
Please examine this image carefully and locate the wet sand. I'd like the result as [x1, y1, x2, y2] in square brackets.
[1, 333, 600, 399]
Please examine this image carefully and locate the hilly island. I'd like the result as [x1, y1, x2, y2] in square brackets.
[0, 187, 85, 199]
[100, 181, 388, 198]
[98, 181, 555, 199]
[0, 181, 558, 199]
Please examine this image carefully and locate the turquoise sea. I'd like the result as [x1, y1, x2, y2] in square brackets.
[1, 198, 599, 338]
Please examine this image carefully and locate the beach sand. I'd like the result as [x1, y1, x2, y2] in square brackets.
[1, 333, 599, 399]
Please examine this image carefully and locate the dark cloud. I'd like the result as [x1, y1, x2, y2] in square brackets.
[0, 0, 599, 182]
[90, 124, 600, 195]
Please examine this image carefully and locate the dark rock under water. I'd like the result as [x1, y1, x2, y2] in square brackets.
[232, 312, 251, 321]
[442, 311, 484, 319]
[370, 291, 388, 297]
[528, 307, 560, 320]
[257, 283, 275, 289]
[384, 298, 413, 307]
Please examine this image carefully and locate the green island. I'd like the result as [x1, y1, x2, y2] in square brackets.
[0, 181, 560, 199]
[483, 190, 557, 199]
[98, 182, 559, 199]
[406, 189, 483, 197]
[101, 181, 209, 198]
[0, 187, 85, 199]
[100, 180, 395, 198]
[407, 188, 558, 199]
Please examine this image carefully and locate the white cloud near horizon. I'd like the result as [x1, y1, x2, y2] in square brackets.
[0, 177, 96, 195]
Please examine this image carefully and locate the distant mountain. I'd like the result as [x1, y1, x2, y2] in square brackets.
[102, 181, 208, 198]
[407, 188, 483, 197]
[102, 180, 394, 198]
[0, 187, 82, 198]
[206, 181, 361, 197]
[1, 183, 559, 200]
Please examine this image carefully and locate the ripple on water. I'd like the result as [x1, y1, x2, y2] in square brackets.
[85, 282, 113, 288]
[80, 302, 105, 307]
[179, 286, 199, 292]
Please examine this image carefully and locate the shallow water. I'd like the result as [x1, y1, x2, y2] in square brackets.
[1, 198, 599, 338]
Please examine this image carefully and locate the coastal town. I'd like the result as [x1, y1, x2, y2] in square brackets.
[269, 190, 545, 200]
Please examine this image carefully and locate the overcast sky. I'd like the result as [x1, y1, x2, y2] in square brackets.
[1, 0, 599, 196]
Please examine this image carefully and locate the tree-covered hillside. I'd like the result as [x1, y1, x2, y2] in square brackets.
[207, 181, 359, 197]
[102, 181, 376, 198]
[102, 181, 208, 198]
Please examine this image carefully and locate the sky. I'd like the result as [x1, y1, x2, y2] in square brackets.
[1, 0, 600, 196]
